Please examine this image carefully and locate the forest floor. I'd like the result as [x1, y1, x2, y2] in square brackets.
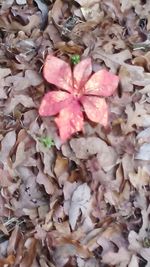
[0, 0, 150, 266]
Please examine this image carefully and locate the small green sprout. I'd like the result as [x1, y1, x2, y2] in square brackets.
[71, 54, 80, 65]
[39, 136, 55, 149]
[143, 237, 150, 248]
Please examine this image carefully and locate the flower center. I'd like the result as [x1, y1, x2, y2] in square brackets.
[73, 92, 80, 99]
[72, 87, 83, 99]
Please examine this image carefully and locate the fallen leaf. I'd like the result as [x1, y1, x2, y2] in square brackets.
[102, 247, 131, 266]
[54, 154, 68, 178]
[0, 14, 41, 35]
[128, 255, 139, 267]
[20, 238, 37, 267]
[121, 103, 148, 134]
[0, 131, 16, 165]
[68, 183, 91, 230]
[51, 0, 64, 25]
[36, 170, 54, 195]
[137, 127, 150, 143]
[120, 0, 140, 12]
[81, 3, 104, 22]
[0, 68, 11, 99]
[13, 140, 36, 168]
[129, 167, 150, 189]
[0, 168, 14, 187]
[74, 0, 100, 7]
[135, 143, 150, 160]
[0, 254, 15, 267]
[1, 0, 14, 9]
[70, 137, 117, 172]
[5, 95, 36, 114]
[34, 0, 48, 29]
[16, 0, 27, 4]
[6, 70, 42, 92]
[55, 41, 83, 54]
[92, 49, 132, 73]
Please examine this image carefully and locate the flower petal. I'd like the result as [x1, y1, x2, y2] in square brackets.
[85, 69, 119, 97]
[39, 91, 72, 116]
[73, 58, 92, 93]
[55, 101, 84, 141]
[43, 55, 73, 92]
[80, 96, 108, 126]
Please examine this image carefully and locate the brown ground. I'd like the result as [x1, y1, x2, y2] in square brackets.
[0, 0, 150, 266]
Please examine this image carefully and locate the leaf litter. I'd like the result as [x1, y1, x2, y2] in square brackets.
[0, 0, 150, 267]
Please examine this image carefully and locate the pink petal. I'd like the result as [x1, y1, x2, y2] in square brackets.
[80, 96, 108, 126]
[73, 58, 92, 94]
[55, 101, 84, 141]
[85, 69, 119, 97]
[43, 55, 73, 92]
[39, 91, 73, 116]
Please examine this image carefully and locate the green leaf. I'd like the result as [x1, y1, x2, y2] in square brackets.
[39, 136, 55, 149]
[143, 237, 150, 248]
[71, 54, 80, 65]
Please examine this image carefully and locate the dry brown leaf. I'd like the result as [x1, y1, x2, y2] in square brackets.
[132, 53, 150, 72]
[129, 167, 150, 189]
[128, 205, 150, 262]
[0, 14, 41, 35]
[0, 168, 13, 187]
[128, 255, 139, 267]
[70, 137, 117, 172]
[6, 70, 43, 91]
[53, 240, 92, 267]
[102, 247, 131, 266]
[54, 154, 68, 178]
[121, 103, 147, 134]
[0, 131, 16, 164]
[51, 0, 63, 25]
[0, 0, 14, 9]
[69, 21, 100, 44]
[7, 225, 21, 255]
[34, 0, 48, 29]
[135, 143, 150, 161]
[0, 254, 15, 267]
[120, 0, 140, 12]
[81, 3, 104, 22]
[119, 65, 133, 92]
[0, 1, 150, 266]
[0, 223, 9, 236]
[104, 181, 130, 210]
[23, 208, 38, 220]
[67, 183, 91, 230]
[92, 49, 132, 73]
[20, 238, 37, 267]
[137, 127, 150, 143]
[36, 140, 55, 177]
[16, 0, 27, 4]
[0, 68, 11, 99]
[54, 153, 69, 185]
[36, 170, 54, 195]
[54, 41, 83, 54]
[13, 141, 36, 168]
[74, 0, 99, 7]
[5, 95, 36, 114]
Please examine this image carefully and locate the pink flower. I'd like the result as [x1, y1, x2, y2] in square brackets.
[39, 55, 119, 141]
